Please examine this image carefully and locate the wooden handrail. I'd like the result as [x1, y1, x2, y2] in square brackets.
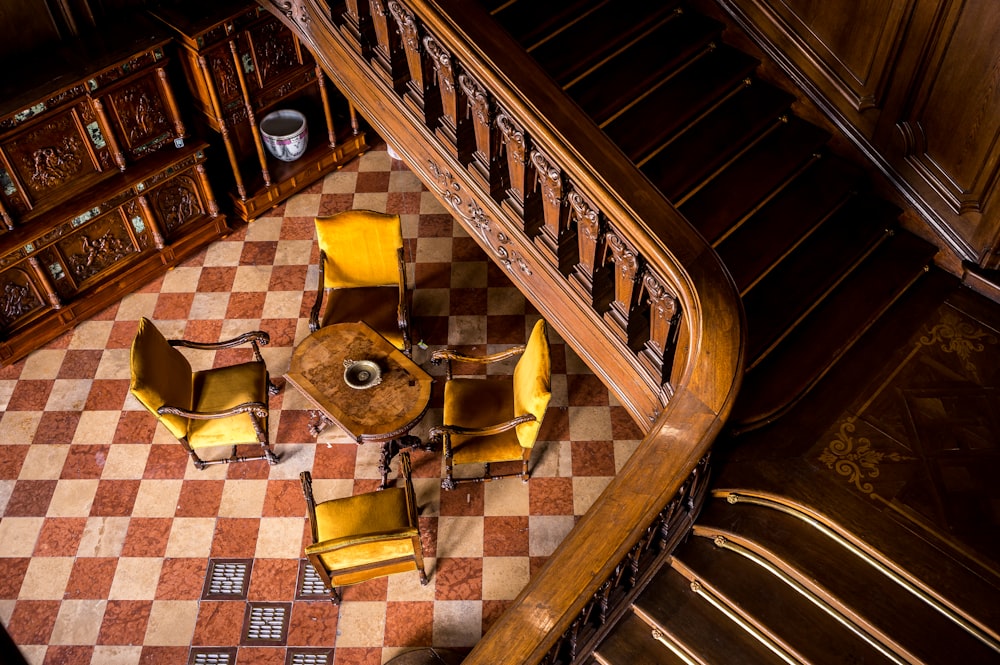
[261, 0, 745, 661]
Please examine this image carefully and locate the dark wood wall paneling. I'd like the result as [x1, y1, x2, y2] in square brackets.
[722, 0, 1000, 270]
[0, 0, 150, 60]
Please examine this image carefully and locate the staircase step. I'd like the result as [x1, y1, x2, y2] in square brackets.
[602, 44, 760, 159]
[677, 116, 831, 239]
[694, 497, 1000, 664]
[591, 612, 687, 665]
[665, 535, 901, 664]
[637, 80, 795, 198]
[567, 10, 723, 123]
[597, 567, 788, 665]
[715, 155, 864, 291]
[526, 1, 682, 84]
[488, 0, 605, 49]
[743, 194, 899, 364]
[733, 230, 938, 427]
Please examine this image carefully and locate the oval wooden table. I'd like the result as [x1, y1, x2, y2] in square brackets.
[285, 321, 434, 486]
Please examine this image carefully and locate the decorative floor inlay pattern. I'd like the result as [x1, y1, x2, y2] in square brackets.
[286, 648, 333, 665]
[203, 559, 252, 599]
[242, 602, 291, 645]
[296, 559, 329, 600]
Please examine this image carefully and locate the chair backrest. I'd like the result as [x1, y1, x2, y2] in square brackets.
[315, 210, 403, 289]
[512, 319, 552, 448]
[129, 317, 193, 440]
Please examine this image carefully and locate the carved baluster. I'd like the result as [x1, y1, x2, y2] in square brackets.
[603, 231, 648, 350]
[315, 65, 338, 148]
[27, 257, 62, 310]
[529, 149, 577, 274]
[137, 195, 166, 249]
[496, 110, 535, 222]
[0, 198, 13, 230]
[423, 33, 462, 154]
[195, 163, 220, 218]
[90, 98, 126, 171]
[369, 0, 408, 92]
[340, 0, 374, 56]
[229, 40, 271, 188]
[388, 1, 430, 118]
[197, 54, 247, 200]
[568, 189, 613, 311]
[458, 71, 500, 194]
[154, 66, 186, 144]
[638, 271, 682, 389]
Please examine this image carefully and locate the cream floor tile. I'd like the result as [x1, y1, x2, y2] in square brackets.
[0, 517, 44, 557]
[352, 192, 389, 211]
[481, 557, 530, 601]
[483, 479, 530, 516]
[189, 292, 231, 320]
[0, 411, 41, 444]
[89, 645, 142, 665]
[202, 239, 245, 267]
[436, 517, 484, 558]
[531, 440, 572, 478]
[420, 191, 449, 215]
[77, 516, 130, 558]
[614, 440, 642, 472]
[335, 600, 387, 648]
[432, 600, 483, 647]
[48, 599, 107, 645]
[130, 479, 183, 518]
[67, 320, 113, 350]
[19, 557, 74, 599]
[572, 476, 613, 516]
[322, 169, 358, 193]
[528, 515, 575, 558]
[232, 265, 273, 292]
[17, 644, 46, 665]
[386, 558, 437, 602]
[218, 479, 268, 518]
[262, 291, 303, 319]
[245, 216, 283, 241]
[47, 479, 99, 517]
[163, 517, 216, 558]
[0, 480, 14, 515]
[101, 445, 151, 480]
[17, 349, 67, 380]
[451, 261, 488, 288]
[411, 288, 450, 318]
[108, 557, 163, 600]
[160, 266, 203, 292]
[389, 170, 425, 192]
[0, 379, 14, 410]
[415, 237, 453, 263]
[74, 411, 124, 445]
[446, 316, 487, 346]
[253, 517, 304, 558]
[273, 239, 314, 265]
[44, 379, 93, 411]
[94, 350, 130, 381]
[143, 600, 199, 646]
[19, 445, 70, 480]
[568, 406, 614, 441]
[284, 193, 322, 217]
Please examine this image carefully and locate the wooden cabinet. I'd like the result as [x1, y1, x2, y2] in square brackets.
[0, 13, 228, 365]
[149, 0, 368, 222]
[720, 0, 1000, 270]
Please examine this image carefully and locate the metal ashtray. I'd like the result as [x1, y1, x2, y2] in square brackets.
[343, 359, 382, 389]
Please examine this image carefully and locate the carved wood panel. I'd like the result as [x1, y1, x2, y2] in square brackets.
[0, 263, 46, 334]
[100, 70, 176, 161]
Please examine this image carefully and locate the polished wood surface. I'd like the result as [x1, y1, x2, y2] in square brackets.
[285, 321, 433, 442]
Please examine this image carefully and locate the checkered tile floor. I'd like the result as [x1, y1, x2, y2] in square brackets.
[0, 142, 643, 665]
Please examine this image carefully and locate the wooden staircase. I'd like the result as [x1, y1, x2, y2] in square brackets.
[484, 0, 939, 431]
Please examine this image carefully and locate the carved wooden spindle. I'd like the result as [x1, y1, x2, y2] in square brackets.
[90, 98, 126, 171]
[368, 0, 408, 92]
[27, 257, 62, 310]
[603, 231, 648, 350]
[137, 195, 166, 249]
[529, 149, 577, 274]
[315, 65, 338, 148]
[340, 0, 375, 58]
[567, 189, 613, 311]
[196, 54, 247, 199]
[195, 162, 220, 218]
[0, 196, 13, 230]
[229, 40, 271, 188]
[638, 271, 682, 388]
[496, 109, 534, 221]
[423, 33, 461, 152]
[387, 1, 429, 117]
[154, 66, 186, 142]
[458, 71, 499, 193]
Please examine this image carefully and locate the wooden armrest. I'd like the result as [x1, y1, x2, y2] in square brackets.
[158, 401, 268, 420]
[431, 345, 525, 366]
[170, 330, 271, 352]
[309, 250, 327, 332]
[430, 414, 536, 450]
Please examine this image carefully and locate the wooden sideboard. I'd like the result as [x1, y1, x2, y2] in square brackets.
[149, 0, 368, 222]
[0, 13, 228, 366]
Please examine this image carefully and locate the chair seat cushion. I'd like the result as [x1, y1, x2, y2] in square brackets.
[187, 361, 268, 448]
[320, 285, 405, 350]
[308, 486, 417, 572]
[443, 377, 525, 465]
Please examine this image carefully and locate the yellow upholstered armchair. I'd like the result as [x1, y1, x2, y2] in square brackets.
[129, 317, 279, 470]
[430, 319, 552, 490]
[310, 210, 412, 355]
[300, 451, 428, 603]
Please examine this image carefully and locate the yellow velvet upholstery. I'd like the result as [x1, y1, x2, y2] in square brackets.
[311, 210, 411, 354]
[431, 319, 552, 489]
[128, 317, 279, 470]
[301, 451, 427, 601]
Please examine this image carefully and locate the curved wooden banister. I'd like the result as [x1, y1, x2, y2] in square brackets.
[261, 0, 745, 661]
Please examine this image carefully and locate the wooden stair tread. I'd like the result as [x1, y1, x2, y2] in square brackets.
[733, 230, 937, 426]
[526, 1, 681, 84]
[694, 498, 999, 663]
[567, 10, 722, 124]
[716, 155, 864, 290]
[602, 44, 759, 159]
[742, 195, 898, 363]
[664, 536, 901, 665]
[591, 612, 687, 665]
[606, 567, 788, 665]
[637, 81, 795, 199]
[677, 116, 830, 238]
[488, 0, 605, 49]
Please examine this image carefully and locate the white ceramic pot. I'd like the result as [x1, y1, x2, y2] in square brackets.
[259, 109, 308, 162]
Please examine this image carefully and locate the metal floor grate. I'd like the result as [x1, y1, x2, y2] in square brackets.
[242, 602, 291, 645]
[286, 649, 333, 665]
[203, 559, 252, 599]
[296, 559, 330, 600]
[188, 648, 237, 665]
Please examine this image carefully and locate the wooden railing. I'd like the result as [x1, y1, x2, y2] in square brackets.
[262, 0, 745, 661]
